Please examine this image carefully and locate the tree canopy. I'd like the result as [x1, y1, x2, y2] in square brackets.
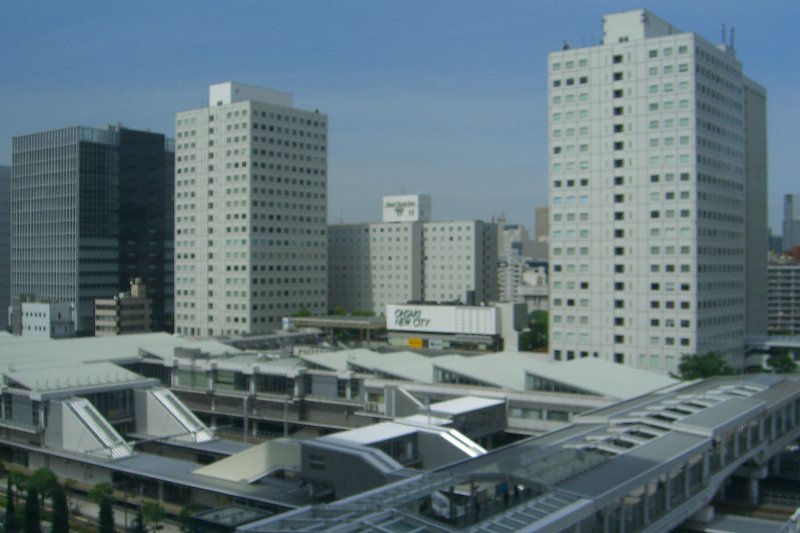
[50, 485, 69, 533]
[676, 352, 733, 380]
[5, 477, 18, 533]
[24, 487, 42, 533]
[143, 501, 167, 530]
[519, 310, 548, 352]
[767, 352, 798, 374]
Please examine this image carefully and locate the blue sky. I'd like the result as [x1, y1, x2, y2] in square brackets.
[1, 1, 798, 234]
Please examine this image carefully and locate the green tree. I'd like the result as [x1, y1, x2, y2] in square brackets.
[10, 471, 27, 505]
[27, 468, 58, 508]
[5, 477, 19, 533]
[142, 501, 166, 531]
[50, 485, 69, 533]
[767, 352, 798, 373]
[98, 497, 114, 533]
[91, 483, 115, 533]
[178, 502, 204, 532]
[519, 311, 548, 351]
[677, 352, 734, 380]
[24, 487, 41, 533]
[88, 483, 113, 505]
[331, 306, 348, 316]
[352, 309, 375, 317]
[292, 307, 311, 317]
[131, 510, 145, 533]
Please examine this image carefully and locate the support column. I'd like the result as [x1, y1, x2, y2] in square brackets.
[748, 476, 759, 505]
[243, 396, 249, 441]
[770, 454, 782, 476]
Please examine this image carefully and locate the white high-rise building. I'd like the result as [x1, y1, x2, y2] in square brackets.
[547, 10, 766, 373]
[328, 195, 497, 315]
[174, 82, 328, 336]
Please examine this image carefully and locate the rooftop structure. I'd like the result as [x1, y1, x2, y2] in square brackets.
[240, 373, 800, 532]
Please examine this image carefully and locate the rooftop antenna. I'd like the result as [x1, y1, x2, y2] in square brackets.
[722, 23, 726, 44]
[730, 27, 735, 48]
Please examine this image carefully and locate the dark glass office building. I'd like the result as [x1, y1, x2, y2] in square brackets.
[11, 126, 174, 335]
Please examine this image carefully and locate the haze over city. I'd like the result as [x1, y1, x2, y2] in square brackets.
[1, 0, 798, 232]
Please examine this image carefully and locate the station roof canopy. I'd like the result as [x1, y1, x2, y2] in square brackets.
[290, 315, 386, 330]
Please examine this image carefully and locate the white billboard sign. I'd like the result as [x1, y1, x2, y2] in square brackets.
[387, 304, 498, 335]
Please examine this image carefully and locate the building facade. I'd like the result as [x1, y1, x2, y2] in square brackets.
[328, 195, 497, 316]
[117, 128, 175, 332]
[547, 10, 766, 372]
[0, 166, 9, 330]
[174, 82, 328, 336]
[19, 301, 74, 337]
[11, 126, 173, 335]
[95, 277, 153, 336]
[768, 257, 800, 336]
[784, 194, 800, 251]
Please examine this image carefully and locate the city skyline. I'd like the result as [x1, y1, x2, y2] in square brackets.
[1, 1, 798, 233]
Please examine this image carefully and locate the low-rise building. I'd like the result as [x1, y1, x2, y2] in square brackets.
[9, 299, 75, 338]
[95, 277, 153, 336]
[386, 302, 526, 352]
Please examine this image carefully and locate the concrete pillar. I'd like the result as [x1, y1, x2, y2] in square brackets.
[770, 454, 782, 476]
[207, 371, 214, 392]
[748, 476, 759, 504]
[683, 465, 691, 498]
[158, 481, 165, 502]
[249, 373, 257, 396]
[252, 420, 259, 438]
